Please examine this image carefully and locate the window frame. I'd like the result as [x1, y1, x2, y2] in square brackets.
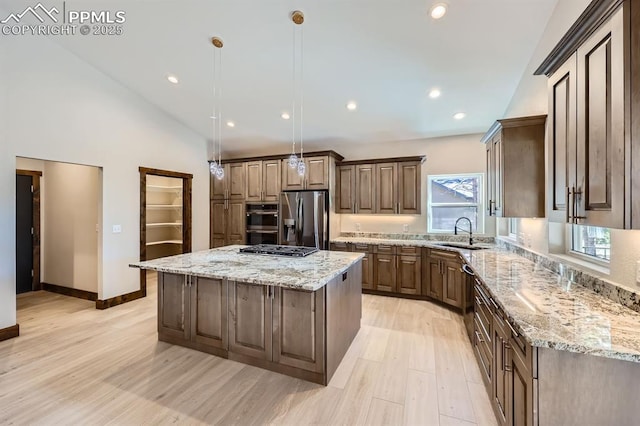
[427, 172, 485, 234]
[566, 224, 610, 266]
[508, 218, 518, 241]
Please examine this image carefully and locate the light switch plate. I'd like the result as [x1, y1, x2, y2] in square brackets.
[355, 223, 361, 231]
[112, 225, 122, 234]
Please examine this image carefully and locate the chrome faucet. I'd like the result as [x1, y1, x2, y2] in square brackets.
[454, 217, 473, 245]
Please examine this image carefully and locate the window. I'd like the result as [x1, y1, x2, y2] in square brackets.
[427, 173, 483, 233]
[571, 225, 610, 262]
[508, 218, 518, 240]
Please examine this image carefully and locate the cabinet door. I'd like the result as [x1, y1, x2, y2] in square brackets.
[336, 165, 355, 213]
[227, 201, 246, 245]
[272, 287, 325, 373]
[228, 281, 272, 360]
[210, 201, 227, 248]
[373, 253, 396, 292]
[375, 163, 398, 214]
[245, 161, 263, 202]
[426, 258, 444, 300]
[355, 164, 375, 214]
[486, 142, 494, 216]
[361, 253, 373, 290]
[398, 161, 421, 214]
[443, 261, 463, 308]
[306, 156, 329, 190]
[492, 135, 503, 217]
[575, 7, 625, 228]
[262, 160, 281, 202]
[397, 255, 421, 295]
[547, 55, 577, 223]
[493, 315, 511, 426]
[191, 277, 228, 350]
[511, 345, 534, 426]
[282, 160, 305, 191]
[228, 163, 246, 200]
[158, 272, 189, 340]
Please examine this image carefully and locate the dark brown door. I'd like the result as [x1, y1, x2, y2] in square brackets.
[228, 163, 246, 200]
[443, 261, 463, 308]
[397, 255, 421, 295]
[398, 162, 420, 214]
[355, 164, 375, 214]
[210, 201, 226, 248]
[228, 281, 272, 360]
[245, 161, 263, 202]
[16, 174, 34, 294]
[336, 166, 355, 213]
[227, 201, 246, 245]
[306, 156, 329, 190]
[262, 160, 281, 202]
[373, 253, 396, 292]
[375, 163, 397, 214]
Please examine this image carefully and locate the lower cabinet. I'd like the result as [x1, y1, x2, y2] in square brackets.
[373, 253, 397, 292]
[351, 244, 374, 290]
[158, 273, 227, 352]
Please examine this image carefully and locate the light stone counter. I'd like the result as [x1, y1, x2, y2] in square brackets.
[130, 245, 364, 292]
[332, 234, 640, 363]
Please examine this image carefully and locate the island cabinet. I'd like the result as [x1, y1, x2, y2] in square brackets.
[335, 156, 424, 214]
[536, 0, 640, 228]
[482, 115, 547, 218]
[282, 155, 330, 191]
[210, 200, 245, 248]
[422, 248, 464, 309]
[245, 159, 281, 203]
[158, 273, 228, 353]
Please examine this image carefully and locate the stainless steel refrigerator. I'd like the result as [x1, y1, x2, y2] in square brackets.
[279, 190, 329, 249]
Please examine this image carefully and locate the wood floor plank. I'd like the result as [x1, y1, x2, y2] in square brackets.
[365, 397, 404, 426]
[440, 414, 477, 426]
[404, 369, 440, 426]
[467, 381, 499, 426]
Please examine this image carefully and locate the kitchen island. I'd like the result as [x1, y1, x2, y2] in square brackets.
[130, 245, 363, 385]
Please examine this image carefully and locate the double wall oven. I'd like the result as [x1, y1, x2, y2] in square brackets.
[245, 203, 279, 245]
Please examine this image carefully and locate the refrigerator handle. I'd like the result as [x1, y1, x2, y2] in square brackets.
[296, 196, 303, 246]
[314, 192, 320, 250]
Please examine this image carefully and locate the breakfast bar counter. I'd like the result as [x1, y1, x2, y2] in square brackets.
[130, 246, 363, 385]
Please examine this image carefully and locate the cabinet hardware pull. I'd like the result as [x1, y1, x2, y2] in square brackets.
[572, 187, 586, 222]
[475, 296, 483, 306]
[353, 202, 356, 213]
[488, 199, 492, 216]
[462, 264, 475, 276]
[475, 330, 484, 343]
[505, 318, 519, 337]
[566, 187, 572, 222]
[504, 342, 512, 372]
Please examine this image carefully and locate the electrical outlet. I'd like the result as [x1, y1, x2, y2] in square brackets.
[112, 225, 122, 234]
[403, 224, 409, 233]
[355, 223, 361, 231]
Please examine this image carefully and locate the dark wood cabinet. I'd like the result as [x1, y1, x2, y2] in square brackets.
[351, 243, 373, 290]
[211, 163, 246, 201]
[443, 260, 463, 308]
[158, 272, 189, 340]
[355, 164, 375, 214]
[246, 160, 282, 202]
[282, 156, 329, 191]
[424, 255, 444, 300]
[424, 249, 464, 309]
[482, 116, 546, 218]
[210, 200, 245, 248]
[373, 252, 397, 293]
[493, 309, 511, 426]
[398, 161, 421, 214]
[336, 165, 355, 213]
[228, 281, 272, 360]
[375, 162, 398, 214]
[397, 254, 421, 295]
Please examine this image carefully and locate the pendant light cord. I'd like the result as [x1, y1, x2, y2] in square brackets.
[300, 24, 304, 161]
[212, 44, 217, 163]
[292, 24, 296, 156]
[218, 47, 222, 165]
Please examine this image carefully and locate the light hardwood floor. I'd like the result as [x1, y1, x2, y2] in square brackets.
[1, 276, 497, 425]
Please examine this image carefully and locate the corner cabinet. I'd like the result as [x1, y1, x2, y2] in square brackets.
[422, 248, 464, 309]
[537, 0, 638, 229]
[482, 115, 546, 218]
[336, 156, 424, 215]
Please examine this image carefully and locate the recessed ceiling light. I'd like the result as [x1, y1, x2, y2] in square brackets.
[453, 112, 466, 120]
[346, 101, 357, 111]
[226, 121, 235, 127]
[167, 75, 179, 84]
[429, 89, 441, 99]
[430, 3, 448, 20]
[281, 112, 290, 120]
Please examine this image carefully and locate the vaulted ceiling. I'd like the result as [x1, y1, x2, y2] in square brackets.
[1, 0, 559, 154]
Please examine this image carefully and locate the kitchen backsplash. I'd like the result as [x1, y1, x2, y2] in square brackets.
[340, 232, 495, 243]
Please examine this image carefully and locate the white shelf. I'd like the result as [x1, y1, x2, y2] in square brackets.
[146, 240, 183, 246]
[146, 204, 182, 209]
[146, 184, 182, 192]
[147, 222, 183, 228]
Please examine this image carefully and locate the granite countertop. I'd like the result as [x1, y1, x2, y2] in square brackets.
[333, 234, 640, 363]
[130, 245, 364, 291]
[331, 235, 495, 250]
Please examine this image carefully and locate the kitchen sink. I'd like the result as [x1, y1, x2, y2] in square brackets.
[433, 242, 489, 251]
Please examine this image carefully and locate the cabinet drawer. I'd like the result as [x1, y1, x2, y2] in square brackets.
[510, 324, 534, 375]
[351, 243, 372, 253]
[474, 286, 493, 339]
[398, 245, 420, 255]
[330, 242, 350, 252]
[429, 248, 461, 262]
[374, 244, 397, 255]
[473, 317, 493, 387]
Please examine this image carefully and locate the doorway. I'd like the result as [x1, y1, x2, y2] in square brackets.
[139, 167, 193, 295]
[15, 170, 41, 294]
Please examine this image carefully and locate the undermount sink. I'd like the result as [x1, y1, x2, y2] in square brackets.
[434, 242, 489, 251]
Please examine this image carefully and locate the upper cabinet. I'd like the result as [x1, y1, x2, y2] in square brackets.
[336, 157, 424, 215]
[536, 0, 634, 228]
[282, 155, 330, 191]
[246, 159, 281, 202]
[482, 115, 546, 218]
[211, 162, 246, 201]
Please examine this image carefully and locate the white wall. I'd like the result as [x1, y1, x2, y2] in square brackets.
[41, 162, 100, 293]
[336, 134, 494, 235]
[0, 35, 209, 330]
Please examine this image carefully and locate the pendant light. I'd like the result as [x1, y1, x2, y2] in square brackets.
[210, 36, 225, 180]
[289, 10, 306, 177]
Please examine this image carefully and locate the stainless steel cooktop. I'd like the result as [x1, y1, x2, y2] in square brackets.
[239, 244, 318, 257]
